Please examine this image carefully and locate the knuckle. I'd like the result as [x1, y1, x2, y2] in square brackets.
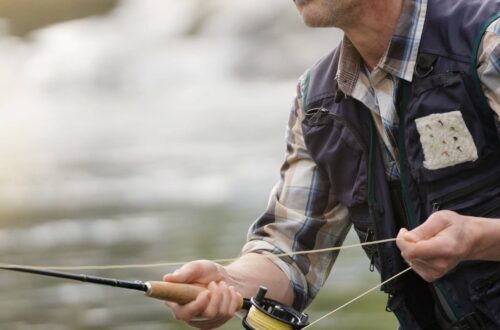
[434, 210, 457, 220]
[204, 308, 217, 319]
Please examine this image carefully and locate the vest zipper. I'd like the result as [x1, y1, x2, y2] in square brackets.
[397, 81, 461, 323]
[327, 112, 382, 273]
[311, 110, 389, 281]
[364, 228, 377, 272]
[431, 171, 500, 213]
[397, 82, 418, 229]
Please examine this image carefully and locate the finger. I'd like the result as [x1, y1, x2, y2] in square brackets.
[163, 262, 206, 283]
[397, 228, 410, 241]
[408, 211, 454, 242]
[165, 290, 211, 321]
[188, 283, 238, 329]
[396, 229, 416, 260]
[203, 281, 222, 319]
[218, 282, 231, 317]
[164, 260, 219, 284]
[228, 286, 243, 314]
[410, 259, 444, 282]
[404, 236, 455, 261]
[163, 263, 202, 283]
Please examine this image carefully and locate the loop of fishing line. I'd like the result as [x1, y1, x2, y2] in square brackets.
[303, 266, 412, 329]
[0, 238, 397, 271]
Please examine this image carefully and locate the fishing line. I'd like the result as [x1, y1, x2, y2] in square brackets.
[0, 237, 408, 329]
[0, 238, 397, 271]
[303, 266, 413, 329]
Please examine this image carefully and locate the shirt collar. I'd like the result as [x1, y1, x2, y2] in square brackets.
[337, 0, 428, 95]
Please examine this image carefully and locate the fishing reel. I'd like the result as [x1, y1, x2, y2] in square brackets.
[242, 287, 309, 330]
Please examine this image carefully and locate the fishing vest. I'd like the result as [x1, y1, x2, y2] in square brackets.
[300, 0, 500, 329]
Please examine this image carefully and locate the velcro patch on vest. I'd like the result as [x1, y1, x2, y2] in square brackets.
[415, 111, 478, 170]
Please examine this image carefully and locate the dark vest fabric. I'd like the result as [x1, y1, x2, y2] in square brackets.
[300, 0, 500, 329]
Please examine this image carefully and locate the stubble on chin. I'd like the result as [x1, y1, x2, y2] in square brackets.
[299, 9, 338, 28]
[296, 0, 361, 28]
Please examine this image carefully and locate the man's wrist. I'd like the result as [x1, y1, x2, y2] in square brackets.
[464, 216, 500, 261]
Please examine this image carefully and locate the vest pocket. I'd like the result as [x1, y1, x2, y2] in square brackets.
[429, 171, 500, 216]
[405, 71, 494, 183]
[302, 108, 368, 207]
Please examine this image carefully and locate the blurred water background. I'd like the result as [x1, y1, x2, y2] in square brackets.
[0, 1, 396, 329]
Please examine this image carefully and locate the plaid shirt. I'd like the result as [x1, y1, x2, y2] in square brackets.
[242, 0, 500, 310]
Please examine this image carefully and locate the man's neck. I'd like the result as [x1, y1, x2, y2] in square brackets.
[342, 0, 404, 70]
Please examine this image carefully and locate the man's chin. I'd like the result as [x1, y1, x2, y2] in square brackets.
[300, 13, 332, 28]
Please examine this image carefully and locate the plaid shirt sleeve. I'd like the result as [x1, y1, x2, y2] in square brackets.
[241, 75, 351, 311]
[477, 17, 500, 118]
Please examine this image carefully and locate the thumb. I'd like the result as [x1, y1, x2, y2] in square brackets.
[163, 260, 222, 284]
[407, 211, 452, 242]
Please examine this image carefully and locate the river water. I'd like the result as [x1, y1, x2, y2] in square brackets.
[0, 1, 395, 329]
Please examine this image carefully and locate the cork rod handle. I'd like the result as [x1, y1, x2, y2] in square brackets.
[145, 281, 206, 305]
[145, 281, 244, 308]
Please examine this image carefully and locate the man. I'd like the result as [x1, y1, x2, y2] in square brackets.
[165, 0, 500, 328]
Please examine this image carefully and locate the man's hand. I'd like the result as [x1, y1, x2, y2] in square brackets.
[396, 210, 475, 282]
[162, 253, 294, 329]
[163, 260, 242, 330]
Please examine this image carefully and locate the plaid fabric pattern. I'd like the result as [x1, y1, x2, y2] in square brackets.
[242, 1, 500, 310]
[339, 0, 428, 180]
[478, 18, 500, 118]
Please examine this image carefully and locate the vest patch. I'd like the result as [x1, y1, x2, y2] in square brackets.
[415, 111, 478, 170]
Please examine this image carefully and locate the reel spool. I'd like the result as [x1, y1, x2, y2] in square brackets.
[242, 287, 309, 330]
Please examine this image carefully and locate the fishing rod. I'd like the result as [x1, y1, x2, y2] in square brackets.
[1, 265, 204, 304]
[1, 265, 309, 330]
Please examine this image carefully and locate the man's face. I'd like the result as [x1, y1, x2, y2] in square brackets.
[293, 0, 363, 28]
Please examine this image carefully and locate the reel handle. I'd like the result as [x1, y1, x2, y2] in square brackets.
[145, 281, 244, 308]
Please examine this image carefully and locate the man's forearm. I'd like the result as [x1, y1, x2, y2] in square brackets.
[467, 216, 500, 261]
[223, 253, 294, 305]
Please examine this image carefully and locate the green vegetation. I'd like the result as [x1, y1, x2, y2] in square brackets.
[0, 0, 117, 37]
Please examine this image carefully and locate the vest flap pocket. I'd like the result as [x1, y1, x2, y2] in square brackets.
[413, 72, 461, 96]
[429, 171, 500, 216]
[303, 111, 368, 207]
[405, 71, 495, 183]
